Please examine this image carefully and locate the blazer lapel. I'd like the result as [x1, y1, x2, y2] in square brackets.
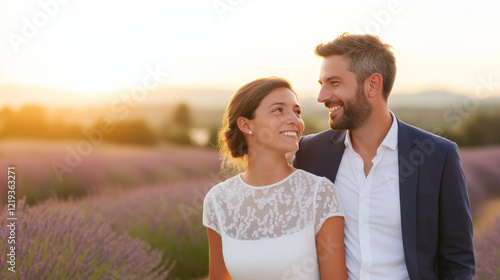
[321, 130, 346, 183]
[397, 120, 420, 280]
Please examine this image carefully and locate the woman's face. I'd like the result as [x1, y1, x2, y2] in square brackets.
[245, 87, 304, 154]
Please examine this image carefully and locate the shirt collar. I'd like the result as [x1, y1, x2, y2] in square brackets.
[344, 111, 398, 151]
[382, 111, 398, 151]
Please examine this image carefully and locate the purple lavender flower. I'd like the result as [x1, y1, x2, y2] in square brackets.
[474, 217, 500, 279]
[0, 198, 171, 280]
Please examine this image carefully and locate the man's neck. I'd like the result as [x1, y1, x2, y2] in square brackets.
[350, 110, 393, 152]
[349, 110, 393, 176]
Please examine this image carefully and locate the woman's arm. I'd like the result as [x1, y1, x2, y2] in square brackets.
[316, 216, 347, 280]
[207, 228, 233, 280]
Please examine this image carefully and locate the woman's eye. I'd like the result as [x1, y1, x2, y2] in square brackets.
[272, 108, 283, 113]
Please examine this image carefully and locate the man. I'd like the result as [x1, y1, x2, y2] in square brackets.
[293, 33, 475, 280]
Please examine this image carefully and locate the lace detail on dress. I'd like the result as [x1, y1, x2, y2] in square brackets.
[203, 170, 343, 240]
[315, 177, 343, 233]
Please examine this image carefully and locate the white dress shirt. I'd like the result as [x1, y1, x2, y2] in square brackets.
[334, 112, 410, 280]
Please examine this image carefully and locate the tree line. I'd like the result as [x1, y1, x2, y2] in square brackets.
[0, 104, 191, 146]
[1, 104, 499, 147]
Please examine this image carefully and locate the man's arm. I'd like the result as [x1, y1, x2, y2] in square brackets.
[438, 142, 475, 279]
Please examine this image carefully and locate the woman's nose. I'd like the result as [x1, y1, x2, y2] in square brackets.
[285, 111, 300, 123]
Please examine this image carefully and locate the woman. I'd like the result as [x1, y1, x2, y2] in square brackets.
[203, 77, 346, 280]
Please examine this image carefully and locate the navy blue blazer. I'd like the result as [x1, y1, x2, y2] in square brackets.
[293, 119, 475, 280]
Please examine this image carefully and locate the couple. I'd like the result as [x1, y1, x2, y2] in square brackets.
[203, 33, 475, 280]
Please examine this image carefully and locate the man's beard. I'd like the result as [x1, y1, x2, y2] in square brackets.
[329, 84, 372, 131]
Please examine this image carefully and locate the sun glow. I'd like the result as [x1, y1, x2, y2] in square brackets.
[0, 0, 499, 104]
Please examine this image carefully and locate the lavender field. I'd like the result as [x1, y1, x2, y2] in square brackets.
[0, 140, 223, 279]
[460, 147, 500, 279]
[0, 140, 499, 279]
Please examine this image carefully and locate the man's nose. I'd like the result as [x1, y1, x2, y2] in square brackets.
[317, 85, 331, 103]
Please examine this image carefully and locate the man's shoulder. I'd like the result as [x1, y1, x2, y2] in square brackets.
[300, 129, 346, 147]
[295, 130, 344, 171]
[397, 120, 455, 149]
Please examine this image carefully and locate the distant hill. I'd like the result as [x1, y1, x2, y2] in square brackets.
[2, 84, 500, 134]
[0, 84, 235, 109]
[389, 90, 500, 109]
[3, 84, 500, 110]
[0, 85, 86, 108]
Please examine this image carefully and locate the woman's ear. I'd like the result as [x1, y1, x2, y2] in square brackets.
[237, 117, 252, 135]
[367, 73, 383, 99]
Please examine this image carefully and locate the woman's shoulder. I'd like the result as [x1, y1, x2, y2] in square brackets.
[293, 169, 338, 196]
[294, 169, 333, 185]
[204, 174, 240, 199]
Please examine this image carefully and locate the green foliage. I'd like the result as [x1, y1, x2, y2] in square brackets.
[0, 105, 48, 138]
[302, 117, 322, 136]
[166, 231, 209, 279]
[21, 171, 89, 206]
[0, 105, 83, 140]
[447, 111, 500, 147]
[172, 103, 192, 127]
[164, 103, 194, 145]
[105, 119, 156, 145]
[206, 125, 220, 149]
[165, 127, 192, 145]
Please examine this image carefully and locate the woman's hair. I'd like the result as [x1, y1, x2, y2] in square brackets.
[217, 76, 295, 173]
[315, 33, 397, 100]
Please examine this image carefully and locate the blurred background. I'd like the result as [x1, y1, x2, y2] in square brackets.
[1, 0, 499, 279]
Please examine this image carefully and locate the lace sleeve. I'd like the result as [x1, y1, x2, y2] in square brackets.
[203, 187, 221, 235]
[314, 178, 344, 234]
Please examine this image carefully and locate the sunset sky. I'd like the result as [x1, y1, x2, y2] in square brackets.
[1, 0, 499, 102]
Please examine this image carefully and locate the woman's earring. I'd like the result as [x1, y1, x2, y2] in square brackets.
[248, 131, 252, 135]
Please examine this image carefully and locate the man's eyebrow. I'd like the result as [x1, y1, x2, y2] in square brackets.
[319, 75, 342, 85]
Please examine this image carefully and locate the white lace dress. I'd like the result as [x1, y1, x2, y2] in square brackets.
[203, 169, 344, 280]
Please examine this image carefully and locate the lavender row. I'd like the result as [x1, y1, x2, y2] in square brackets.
[76, 178, 219, 279]
[474, 217, 500, 279]
[0, 198, 172, 280]
[460, 147, 500, 213]
[0, 144, 221, 206]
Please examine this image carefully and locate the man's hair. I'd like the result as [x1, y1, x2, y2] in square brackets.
[315, 33, 397, 100]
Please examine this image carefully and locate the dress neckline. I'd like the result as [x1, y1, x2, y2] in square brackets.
[237, 169, 300, 189]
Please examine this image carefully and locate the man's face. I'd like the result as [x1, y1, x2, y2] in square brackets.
[317, 55, 372, 131]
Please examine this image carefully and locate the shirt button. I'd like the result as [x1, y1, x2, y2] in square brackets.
[362, 195, 367, 200]
[364, 249, 368, 253]
[363, 271, 367, 276]
[362, 221, 367, 226]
